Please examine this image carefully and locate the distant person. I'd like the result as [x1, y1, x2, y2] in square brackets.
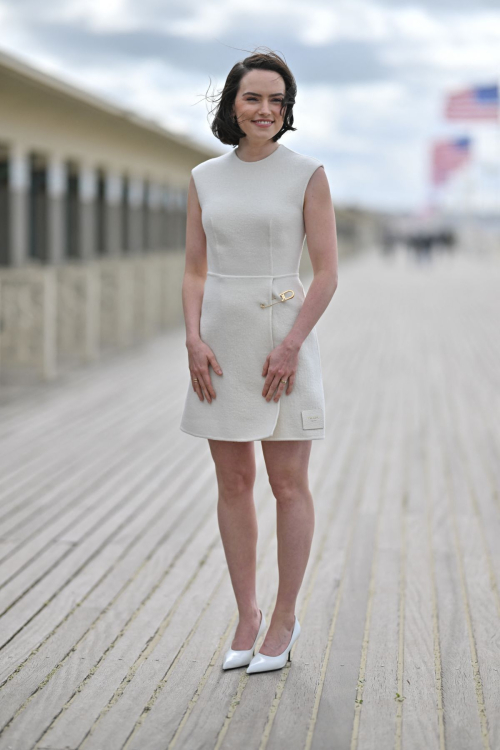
[179, 48, 338, 673]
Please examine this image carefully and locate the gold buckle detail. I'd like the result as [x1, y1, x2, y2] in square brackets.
[260, 289, 295, 308]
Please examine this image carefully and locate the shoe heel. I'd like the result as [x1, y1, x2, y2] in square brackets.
[288, 650, 292, 662]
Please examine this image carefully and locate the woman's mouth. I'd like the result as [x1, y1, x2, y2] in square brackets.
[252, 120, 274, 128]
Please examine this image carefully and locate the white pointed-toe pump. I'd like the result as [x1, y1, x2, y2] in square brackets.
[246, 615, 300, 674]
[222, 609, 267, 670]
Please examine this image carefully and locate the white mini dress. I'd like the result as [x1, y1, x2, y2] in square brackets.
[179, 143, 326, 442]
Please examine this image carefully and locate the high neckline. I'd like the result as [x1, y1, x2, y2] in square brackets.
[233, 144, 282, 163]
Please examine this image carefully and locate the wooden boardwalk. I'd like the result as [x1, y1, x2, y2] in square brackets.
[0, 247, 499, 750]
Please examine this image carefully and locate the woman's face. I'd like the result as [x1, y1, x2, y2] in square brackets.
[232, 69, 286, 142]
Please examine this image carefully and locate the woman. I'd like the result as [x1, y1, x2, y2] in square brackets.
[180, 49, 338, 674]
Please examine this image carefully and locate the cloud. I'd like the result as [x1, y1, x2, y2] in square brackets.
[0, 0, 499, 211]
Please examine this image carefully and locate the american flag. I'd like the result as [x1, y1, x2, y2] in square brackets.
[431, 137, 472, 186]
[444, 84, 499, 121]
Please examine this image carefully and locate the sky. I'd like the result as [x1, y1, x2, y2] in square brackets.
[0, 0, 499, 213]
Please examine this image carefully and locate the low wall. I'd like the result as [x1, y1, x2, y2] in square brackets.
[0, 250, 185, 384]
[0, 207, 384, 385]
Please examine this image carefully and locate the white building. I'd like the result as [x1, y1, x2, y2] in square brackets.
[0, 49, 222, 384]
[0, 49, 219, 268]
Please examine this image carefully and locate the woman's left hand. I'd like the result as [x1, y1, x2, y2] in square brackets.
[262, 342, 300, 402]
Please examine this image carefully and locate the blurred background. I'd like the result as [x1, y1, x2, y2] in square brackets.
[0, 0, 499, 385]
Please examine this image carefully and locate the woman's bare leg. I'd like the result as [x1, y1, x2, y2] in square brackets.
[259, 439, 314, 656]
[208, 438, 262, 650]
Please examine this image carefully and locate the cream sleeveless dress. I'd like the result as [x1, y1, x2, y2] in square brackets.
[179, 142, 326, 442]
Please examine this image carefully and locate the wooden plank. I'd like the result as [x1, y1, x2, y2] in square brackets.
[0, 251, 499, 750]
[167, 341, 388, 750]
[111, 338, 374, 750]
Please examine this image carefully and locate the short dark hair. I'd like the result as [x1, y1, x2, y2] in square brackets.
[207, 47, 297, 146]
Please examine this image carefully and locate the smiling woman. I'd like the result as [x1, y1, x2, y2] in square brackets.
[180, 46, 338, 674]
[208, 48, 298, 160]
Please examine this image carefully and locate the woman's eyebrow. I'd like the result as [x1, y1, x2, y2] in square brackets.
[242, 91, 284, 96]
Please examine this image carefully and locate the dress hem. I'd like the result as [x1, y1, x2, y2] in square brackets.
[179, 425, 325, 441]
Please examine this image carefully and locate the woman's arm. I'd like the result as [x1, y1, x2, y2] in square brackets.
[182, 175, 223, 403]
[182, 176, 208, 344]
[284, 166, 338, 350]
[261, 166, 338, 402]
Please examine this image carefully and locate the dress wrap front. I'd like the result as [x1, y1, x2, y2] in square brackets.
[179, 143, 326, 441]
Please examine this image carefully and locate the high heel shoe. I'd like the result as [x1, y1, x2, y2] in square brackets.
[222, 609, 267, 670]
[246, 615, 300, 673]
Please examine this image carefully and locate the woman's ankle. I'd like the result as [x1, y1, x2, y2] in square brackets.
[238, 604, 260, 619]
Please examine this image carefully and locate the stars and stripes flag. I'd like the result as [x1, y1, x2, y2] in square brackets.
[444, 84, 499, 121]
[431, 137, 472, 186]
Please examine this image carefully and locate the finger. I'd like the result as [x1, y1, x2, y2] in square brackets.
[200, 374, 213, 403]
[192, 376, 204, 401]
[203, 370, 217, 400]
[273, 378, 288, 402]
[265, 374, 282, 402]
[262, 372, 276, 397]
[286, 374, 295, 395]
[262, 357, 270, 377]
[209, 355, 223, 376]
[277, 374, 291, 400]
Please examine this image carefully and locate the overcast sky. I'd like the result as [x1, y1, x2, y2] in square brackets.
[0, 0, 499, 213]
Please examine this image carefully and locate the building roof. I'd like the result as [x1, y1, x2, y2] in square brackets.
[0, 47, 221, 161]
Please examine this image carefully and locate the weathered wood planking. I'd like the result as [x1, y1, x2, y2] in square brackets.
[0, 248, 499, 750]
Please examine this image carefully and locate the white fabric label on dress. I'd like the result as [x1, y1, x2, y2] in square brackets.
[301, 409, 324, 430]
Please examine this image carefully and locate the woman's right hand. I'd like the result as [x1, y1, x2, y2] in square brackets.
[186, 338, 223, 403]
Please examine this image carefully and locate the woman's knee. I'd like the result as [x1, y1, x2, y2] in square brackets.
[217, 464, 256, 499]
[268, 473, 308, 504]
[208, 441, 256, 498]
[215, 452, 256, 498]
